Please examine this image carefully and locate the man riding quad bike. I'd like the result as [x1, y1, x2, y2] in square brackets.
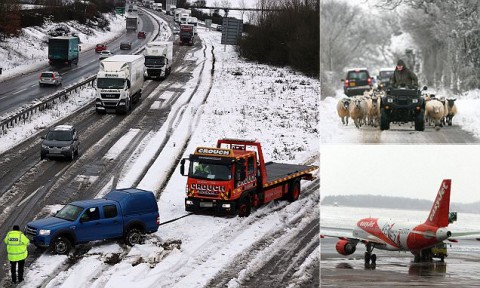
[380, 60, 425, 131]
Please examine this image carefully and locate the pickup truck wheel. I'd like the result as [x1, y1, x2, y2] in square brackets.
[52, 236, 71, 255]
[238, 195, 251, 217]
[287, 181, 301, 202]
[125, 228, 142, 246]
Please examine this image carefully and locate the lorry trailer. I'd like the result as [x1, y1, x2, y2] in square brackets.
[126, 16, 138, 31]
[48, 36, 80, 66]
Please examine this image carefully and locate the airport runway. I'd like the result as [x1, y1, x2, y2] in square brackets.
[321, 238, 480, 287]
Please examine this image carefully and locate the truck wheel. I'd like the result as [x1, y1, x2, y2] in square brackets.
[125, 228, 143, 246]
[380, 108, 390, 130]
[287, 181, 301, 202]
[52, 236, 71, 255]
[238, 195, 251, 217]
[415, 109, 425, 131]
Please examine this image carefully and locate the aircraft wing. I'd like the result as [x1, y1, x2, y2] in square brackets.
[320, 226, 387, 245]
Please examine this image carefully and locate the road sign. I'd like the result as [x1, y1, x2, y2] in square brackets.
[115, 7, 125, 15]
[221, 17, 243, 45]
[205, 19, 212, 28]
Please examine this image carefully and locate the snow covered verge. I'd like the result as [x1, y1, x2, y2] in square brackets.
[320, 88, 480, 143]
[0, 13, 125, 82]
[10, 23, 319, 288]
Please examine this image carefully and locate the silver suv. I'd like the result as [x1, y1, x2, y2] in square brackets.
[40, 125, 79, 161]
[39, 71, 62, 87]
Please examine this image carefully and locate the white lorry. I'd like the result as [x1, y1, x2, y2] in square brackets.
[174, 8, 187, 23]
[144, 41, 173, 80]
[166, 4, 176, 15]
[152, 2, 162, 11]
[96, 55, 145, 114]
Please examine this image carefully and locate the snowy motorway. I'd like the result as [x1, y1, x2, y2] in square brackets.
[0, 10, 319, 288]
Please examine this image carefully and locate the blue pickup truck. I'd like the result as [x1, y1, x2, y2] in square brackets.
[25, 188, 160, 254]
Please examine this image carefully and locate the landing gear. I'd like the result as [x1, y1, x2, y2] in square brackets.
[364, 243, 376, 268]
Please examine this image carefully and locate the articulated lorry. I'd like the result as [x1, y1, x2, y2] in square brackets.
[25, 188, 160, 254]
[144, 41, 173, 80]
[95, 55, 145, 114]
[126, 16, 138, 31]
[180, 139, 318, 217]
[166, 4, 176, 15]
[180, 24, 194, 46]
[48, 36, 80, 66]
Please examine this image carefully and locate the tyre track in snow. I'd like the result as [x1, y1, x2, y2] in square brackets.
[0, 15, 208, 286]
[23, 27, 217, 288]
[206, 180, 320, 288]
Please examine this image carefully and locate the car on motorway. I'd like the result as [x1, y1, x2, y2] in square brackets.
[137, 31, 146, 38]
[99, 50, 114, 60]
[138, 11, 143, 15]
[216, 25, 222, 31]
[342, 68, 373, 96]
[40, 125, 79, 161]
[95, 43, 107, 53]
[120, 41, 132, 50]
[172, 26, 180, 34]
[39, 71, 62, 87]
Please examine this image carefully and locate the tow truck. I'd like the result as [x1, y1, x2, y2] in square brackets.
[180, 139, 318, 217]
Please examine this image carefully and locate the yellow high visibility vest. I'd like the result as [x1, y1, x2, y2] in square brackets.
[4, 230, 29, 262]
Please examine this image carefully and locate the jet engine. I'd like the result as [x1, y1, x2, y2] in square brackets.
[435, 228, 452, 241]
[335, 239, 356, 256]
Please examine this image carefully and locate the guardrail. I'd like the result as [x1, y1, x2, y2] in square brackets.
[0, 8, 165, 135]
[0, 75, 96, 134]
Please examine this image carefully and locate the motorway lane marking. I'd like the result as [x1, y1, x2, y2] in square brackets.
[12, 88, 27, 95]
[17, 185, 43, 207]
[55, 165, 70, 178]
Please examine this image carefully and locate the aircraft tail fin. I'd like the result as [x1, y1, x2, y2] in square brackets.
[424, 179, 451, 227]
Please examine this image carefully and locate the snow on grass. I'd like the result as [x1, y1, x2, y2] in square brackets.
[453, 89, 480, 138]
[10, 20, 319, 288]
[0, 13, 125, 82]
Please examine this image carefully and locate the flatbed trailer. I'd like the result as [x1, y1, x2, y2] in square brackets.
[180, 139, 318, 217]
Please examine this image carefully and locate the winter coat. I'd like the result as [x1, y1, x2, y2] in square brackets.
[390, 67, 418, 87]
[4, 230, 29, 262]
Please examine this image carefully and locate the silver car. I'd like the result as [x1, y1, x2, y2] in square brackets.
[40, 125, 79, 161]
[99, 50, 113, 60]
[39, 71, 62, 87]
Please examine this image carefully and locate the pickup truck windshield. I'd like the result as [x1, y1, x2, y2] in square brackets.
[97, 78, 125, 89]
[189, 161, 232, 181]
[55, 204, 83, 221]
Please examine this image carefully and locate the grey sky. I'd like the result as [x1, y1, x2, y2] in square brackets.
[321, 145, 480, 204]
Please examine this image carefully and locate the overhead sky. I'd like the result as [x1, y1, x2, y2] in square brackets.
[321, 145, 480, 204]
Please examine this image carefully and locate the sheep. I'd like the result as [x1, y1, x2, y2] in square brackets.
[438, 97, 449, 126]
[349, 97, 369, 128]
[368, 93, 381, 127]
[446, 98, 457, 126]
[336, 98, 351, 125]
[425, 99, 445, 130]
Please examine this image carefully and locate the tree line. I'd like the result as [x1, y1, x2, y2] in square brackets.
[238, 0, 319, 78]
[0, 0, 115, 40]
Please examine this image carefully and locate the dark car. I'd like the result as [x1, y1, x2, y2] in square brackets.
[120, 42, 132, 50]
[377, 68, 395, 89]
[41, 125, 79, 161]
[137, 31, 146, 39]
[95, 44, 107, 53]
[342, 68, 373, 97]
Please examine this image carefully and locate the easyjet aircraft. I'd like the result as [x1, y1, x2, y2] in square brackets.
[321, 179, 479, 265]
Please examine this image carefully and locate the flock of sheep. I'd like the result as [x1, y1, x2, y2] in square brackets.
[336, 88, 458, 130]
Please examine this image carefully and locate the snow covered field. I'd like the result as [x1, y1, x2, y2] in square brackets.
[0, 10, 319, 288]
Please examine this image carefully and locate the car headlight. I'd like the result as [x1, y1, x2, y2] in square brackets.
[387, 98, 394, 103]
[186, 200, 193, 205]
[412, 99, 419, 103]
[61, 146, 71, 151]
[41, 144, 49, 149]
[39, 229, 50, 236]
[222, 204, 231, 208]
